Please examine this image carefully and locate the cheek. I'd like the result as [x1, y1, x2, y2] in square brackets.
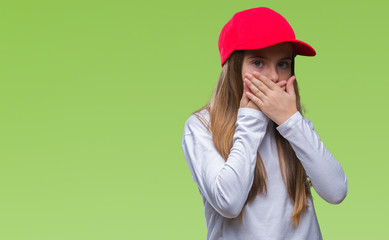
[241, 65, 251, 80]
[280, 69, 292, 80]
[280, 74, 289, 80]
[242, 65, 259, 77]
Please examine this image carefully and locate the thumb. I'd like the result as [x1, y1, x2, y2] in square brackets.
[286, 76, 296, 95]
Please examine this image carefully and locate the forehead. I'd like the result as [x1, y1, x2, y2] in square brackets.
[245, 42, 294, 56]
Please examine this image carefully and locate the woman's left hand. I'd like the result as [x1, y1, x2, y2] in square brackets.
[243, 71, 298, 126]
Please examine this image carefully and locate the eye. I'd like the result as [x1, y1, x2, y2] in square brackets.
[252, 60, 263, 67]
[278, 62, 289, 69]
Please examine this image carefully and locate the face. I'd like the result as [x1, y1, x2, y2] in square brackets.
[241, 42, 294, 84]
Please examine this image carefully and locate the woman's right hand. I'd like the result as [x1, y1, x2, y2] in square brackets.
[240, 80, 287, 110]
[240, 82, 260, 110]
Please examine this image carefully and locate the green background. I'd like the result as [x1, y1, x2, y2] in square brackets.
[0, 0, 387, 239]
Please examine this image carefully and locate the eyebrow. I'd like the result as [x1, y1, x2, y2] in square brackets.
[248, 55, 293, 60]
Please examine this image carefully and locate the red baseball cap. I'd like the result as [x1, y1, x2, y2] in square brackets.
[218, 7, 316, 67]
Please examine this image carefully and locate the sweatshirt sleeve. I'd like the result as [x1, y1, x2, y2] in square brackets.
[181, 108, 270, 218]
[276, 111, 349, 204]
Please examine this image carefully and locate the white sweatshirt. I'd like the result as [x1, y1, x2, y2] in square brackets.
[181, 107, 348, 240]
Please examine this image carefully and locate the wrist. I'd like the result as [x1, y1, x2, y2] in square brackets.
[275, 109, 298, 126]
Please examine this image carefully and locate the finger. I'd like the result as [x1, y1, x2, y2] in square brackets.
[252, 71, 277, 90]
[243, 82, 254, 97]
[277, 80, 287, 87]
[244, 81, 251, 92]
[245, 89, 264, 108]
[286, 75, 296, 94]
[244, 78, 265, 99]
[244, 73, 269, 96]
[278, 80, 287, 91]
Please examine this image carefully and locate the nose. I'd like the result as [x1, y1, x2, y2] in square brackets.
[264, 65, 279, 83]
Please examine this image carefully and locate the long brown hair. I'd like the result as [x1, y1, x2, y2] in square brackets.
[191, 46, 313, 227]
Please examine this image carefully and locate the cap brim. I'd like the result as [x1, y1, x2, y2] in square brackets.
[289, 39, 316, 56]
[237, 38, 316, 57]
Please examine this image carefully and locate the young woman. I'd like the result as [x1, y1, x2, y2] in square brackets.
[181, 7, 348, 240]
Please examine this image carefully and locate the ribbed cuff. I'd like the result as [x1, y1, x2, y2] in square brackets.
[238, 107, 269, 120]
[275, 111, 303, 134]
